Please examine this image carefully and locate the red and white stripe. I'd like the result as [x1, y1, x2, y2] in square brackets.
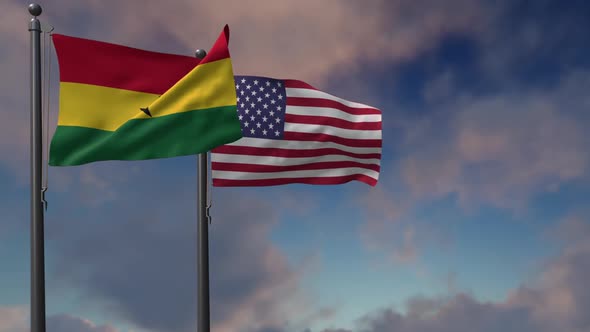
[211, 79, 382, 186]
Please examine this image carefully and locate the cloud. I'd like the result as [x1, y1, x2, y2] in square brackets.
[48, 162, 142, 207]
[209, 194, 314, 332]
[47, 314, 119, 332]
[350, 1, 590, 263]
[0, 307, 26, 332]
[548, 213, 590, 245]
[314, 216, 590, 332]
[0, 1, 49, 178]
[349, 294, 539, 332]
[0, 307, 118, 332]
[358, 186, 419, 264]
[504, 220, 590, 330]
[0, 0, 491, 178]
[0, 107, 29, 180]
[357, 182, 453, 267]
[3, 2, 589, 332]
[44, 172, 314, 332]
[38, 0, 487, 84]
[475, 1, 590, 83]
[357, 69, 590, 267]
[400, 70, 590, 210]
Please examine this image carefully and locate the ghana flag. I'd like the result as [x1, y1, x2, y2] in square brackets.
[49, 25, 242, 166]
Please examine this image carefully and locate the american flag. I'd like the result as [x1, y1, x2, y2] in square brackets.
[211, 75, 382, 186]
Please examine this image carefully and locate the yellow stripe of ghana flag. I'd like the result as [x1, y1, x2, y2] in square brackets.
[49, 25, 242, 166]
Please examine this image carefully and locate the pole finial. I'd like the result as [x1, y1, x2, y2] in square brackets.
[28, 3, 42, 17]
[195, 49, 207, 59]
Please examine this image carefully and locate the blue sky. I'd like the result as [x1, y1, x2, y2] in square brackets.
[1, 1, 590, 332]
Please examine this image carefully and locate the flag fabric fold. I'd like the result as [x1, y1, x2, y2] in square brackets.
[211, 76, 382, 187]
[49, 25, 242, 166]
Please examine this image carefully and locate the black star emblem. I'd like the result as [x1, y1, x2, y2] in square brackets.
[140, 106, 152, 117]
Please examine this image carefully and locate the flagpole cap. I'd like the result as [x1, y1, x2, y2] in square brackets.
[195, 49, 207, 59]
[28, 3, 42, 16]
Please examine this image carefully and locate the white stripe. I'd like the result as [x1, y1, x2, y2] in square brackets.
[212, 167, 379, 180]
[286, 105, 382, 123]
[286, 88, 377, 109]
[212, 153, 381, 166]
[220, 137, 382, 155]
[284, 123, 382, 140]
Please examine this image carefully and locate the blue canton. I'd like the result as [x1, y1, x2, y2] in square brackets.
[234, 76, 287, 139]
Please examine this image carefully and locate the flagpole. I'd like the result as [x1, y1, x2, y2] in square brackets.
[195, 48, 211, 332]
[28, 3, 46, 332]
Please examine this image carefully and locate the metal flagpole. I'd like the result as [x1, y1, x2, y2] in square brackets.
[195, 48, 211, 332]
[28, 3, 47, 332]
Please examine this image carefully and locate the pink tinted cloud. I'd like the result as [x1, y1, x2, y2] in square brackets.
[357, 182, 453, 266]
[503, 217, 590, 330]
[44, 0, 485, 84]
[46, 314, 119, 332]
[213, 252, 306, 332]
[358, 186, 411, 258]
[401, 71, 590, 210]
[0, 307, 26, 332]
[44, 175, 321, 332]
[0, 0, 488, 179]
[0, 2, 34, 177]
[0, 307, 119, 332]
[357, 70, 589, 265]
[318, 216, 590, 332]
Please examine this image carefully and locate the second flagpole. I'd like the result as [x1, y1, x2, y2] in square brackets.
[195, 49, 211, 332]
